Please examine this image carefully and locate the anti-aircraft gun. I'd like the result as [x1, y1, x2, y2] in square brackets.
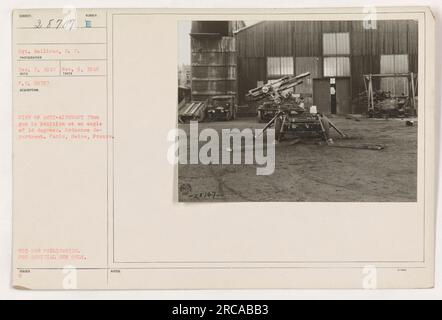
[246, 72, 347, 143]
[247, 72, 310, 105]
[250, 73, 309, 123]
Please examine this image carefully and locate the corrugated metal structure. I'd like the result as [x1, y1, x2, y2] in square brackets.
[235, 20, 418, 114]
[190, 21, 245, 101]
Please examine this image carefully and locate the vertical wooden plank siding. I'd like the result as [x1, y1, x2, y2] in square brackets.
[235, 20, 418, 107]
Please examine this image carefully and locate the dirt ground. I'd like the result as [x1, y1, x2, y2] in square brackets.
[178, 116, 417, 202]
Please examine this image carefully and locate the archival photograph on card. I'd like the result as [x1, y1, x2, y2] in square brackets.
[177, 20, 418, 202]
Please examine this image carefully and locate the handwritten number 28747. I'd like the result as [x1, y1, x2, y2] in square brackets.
[34, 18, 76, 30]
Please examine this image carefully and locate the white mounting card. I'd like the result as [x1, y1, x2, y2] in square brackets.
[12, 7, 436, 289]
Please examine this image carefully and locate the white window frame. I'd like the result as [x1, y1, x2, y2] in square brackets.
[323, 32, 351, 77]
[380, 54, 410, 96]
[324, 57, 351, 77]
[323, 33, 350, 56]
[267, 57, 294, 78]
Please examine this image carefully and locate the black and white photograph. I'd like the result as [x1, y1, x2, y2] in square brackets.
[4, 4, 438, 296]
[177, 19, 418, 202]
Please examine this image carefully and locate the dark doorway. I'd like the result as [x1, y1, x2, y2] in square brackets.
[313, 78, 351, 114]
[313, 79, 331, 114]
[336, 78, 351, 114]
[330, 80, 337, 114]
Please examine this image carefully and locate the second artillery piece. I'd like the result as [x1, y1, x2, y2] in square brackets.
[246, 72, 347, 143]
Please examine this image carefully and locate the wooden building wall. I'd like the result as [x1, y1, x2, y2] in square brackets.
[236, 20, 419, 111]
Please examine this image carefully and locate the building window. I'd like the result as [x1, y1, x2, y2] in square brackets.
[323, 33, 350, 77]
[323, 33, 350, 55]
[380, 54, 409, 96]
[324, 57, 350, 77]
[267, 57, 294, 78]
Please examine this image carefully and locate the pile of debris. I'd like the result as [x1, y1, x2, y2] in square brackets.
[362, 73, 418, 119]
[354, 90, 414, 118]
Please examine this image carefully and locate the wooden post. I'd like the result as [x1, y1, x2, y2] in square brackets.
[410, 72, 417, 116]
[368, 75, 375, 112]
[330, 78, 337, 114]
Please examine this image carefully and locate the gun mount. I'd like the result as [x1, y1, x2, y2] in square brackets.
[249, 72, 347, 143]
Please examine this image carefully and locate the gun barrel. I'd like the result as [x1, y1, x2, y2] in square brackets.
[278, 80, 304, 92]
[294, 72, 311, 80]
[246, 72, 311, 100]
[247, 76, 290, 95]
